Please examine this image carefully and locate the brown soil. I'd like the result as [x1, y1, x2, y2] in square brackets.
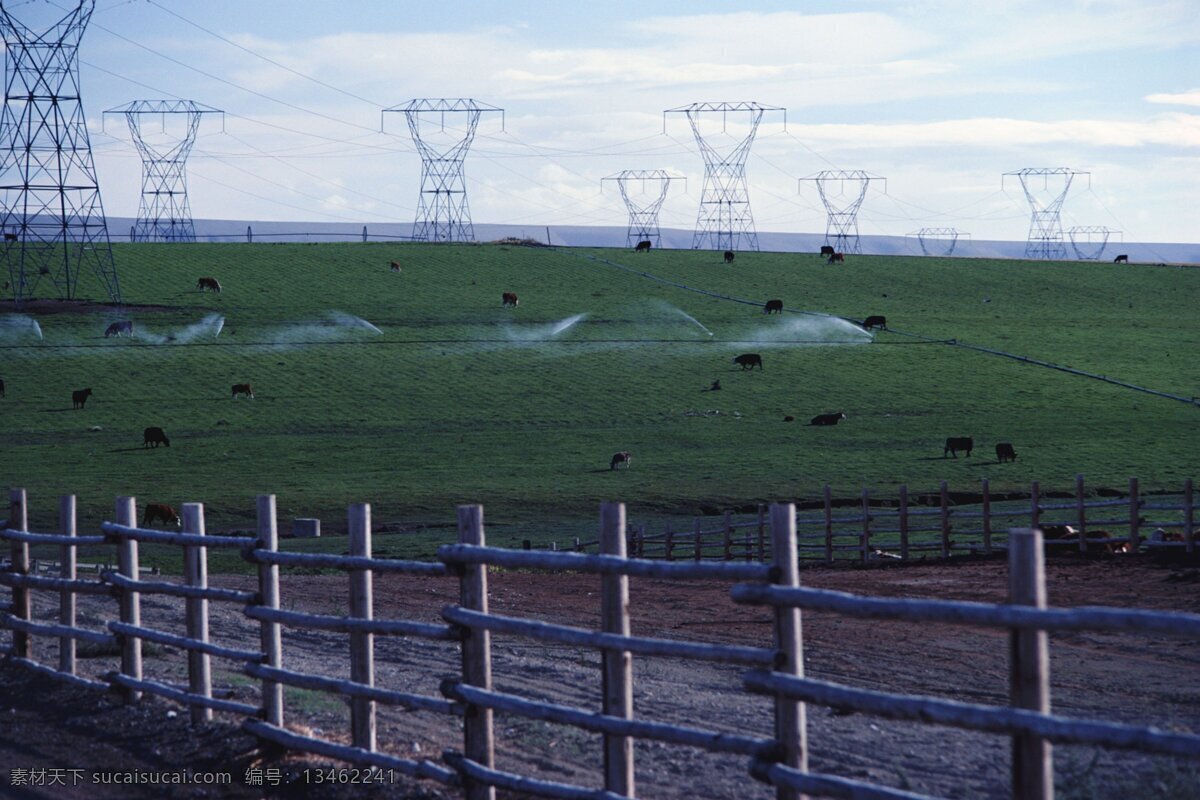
[1, 556, 1198, 799]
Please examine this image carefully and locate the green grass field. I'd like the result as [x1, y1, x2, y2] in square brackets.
[2, 242, 1197, 544]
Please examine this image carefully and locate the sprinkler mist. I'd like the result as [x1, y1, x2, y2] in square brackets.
[0, 314, 44, 340]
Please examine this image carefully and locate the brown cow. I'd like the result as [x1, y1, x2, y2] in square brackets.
[610, 451, 632, 470]
[763, 299, 784, 314]
[1041, 524, 1130, 554]
[196, 276, 222, 293]
[231, 383, 254, 399]
[105, 320, 133, 338]
[390, 260, 402, 272]
[72, 388, 92, 409]
[828, 252, 845, 264]
[502, 292, 519, 307]
[142, 503, 181, 527]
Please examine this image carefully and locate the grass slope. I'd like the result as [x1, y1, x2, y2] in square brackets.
[2, 242, 1197, 539]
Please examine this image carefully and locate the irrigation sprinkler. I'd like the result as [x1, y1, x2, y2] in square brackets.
[0, 1, 120, 304]
[664, 102, 785, 253]
[800, 170, 885, 256]
[1003, 168, 1090, 260]
[602, 170, 685, 249]
[104, 101, 224, 243]
[382, 98, 503, 243]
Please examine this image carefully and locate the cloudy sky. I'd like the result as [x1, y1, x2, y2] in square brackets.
[10, 0, 1200, 242]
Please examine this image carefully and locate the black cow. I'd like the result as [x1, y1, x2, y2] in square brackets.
[3, 232, 17, 243]
[72, 388, 92, 409]
[763, 299, 784, 314]
[105, 320, 133, 338]
[143, 426, 170, 448]
[862, 315, 887, 330]
[996, 442, 1017, 463]
[820, 245, 835, 257]
[944, 437, 973, 458]
[610, 451, 632, 470]
[634, 240, 652, 252]
[0, 378, 4, 398]
[810, 412, 847, 426]
[1113, 254, 1128, 263]
[723, 250, 735, 264]
[732, 353, 763, 370]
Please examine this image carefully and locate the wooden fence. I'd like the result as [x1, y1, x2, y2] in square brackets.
[613, 476, 1196, 564]
[3, 485, 1200, 800]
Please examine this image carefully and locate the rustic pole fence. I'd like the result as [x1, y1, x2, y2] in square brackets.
[1076, 475, 1088, 555]
[457, 504, 496, 800]
[771, 503, 806, 800]
[349, 503, 376, 752]
[115, 496, 142, 703]
[981, 479, 992, 556]
[8, 488, 31, 659]
[823, 485, 833, 564]
[1129, 477, 1141, 551]
[257, 494, 285, 727]
[182, 503, 213, 724]
[940, 481, 951, 558]
[600, 502, 634, 796]
[1009, 529, 1052, 799]
[58, 494, 77, 675]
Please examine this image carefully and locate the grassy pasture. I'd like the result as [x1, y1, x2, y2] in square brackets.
[1, 242, 1197, 548]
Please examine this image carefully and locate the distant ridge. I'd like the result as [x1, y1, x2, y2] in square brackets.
[103, 217, 1199, 265]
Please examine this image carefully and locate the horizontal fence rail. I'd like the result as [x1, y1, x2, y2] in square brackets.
[2, 485, 1198, 800]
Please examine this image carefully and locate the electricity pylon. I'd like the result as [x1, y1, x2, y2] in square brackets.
[1068, 225, 1118, 260]
[910, 227, 967, 257]
[1003, 167, 1089, 260]
[0, 0, 119, 303]
[800, 170, 885, 255]
[665, 101, 784, 252]
[602, 170, 684, 248]
[105, 100, 223, 243]
[383, 98, 503, 243]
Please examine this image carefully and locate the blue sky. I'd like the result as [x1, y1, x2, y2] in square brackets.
[9, 0, 1200, 241]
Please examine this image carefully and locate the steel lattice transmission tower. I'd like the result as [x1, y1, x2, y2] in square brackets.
[383, 98, 502, 243]
[0, 0, 119, 303]
[1067, 225, 1119, 260]
[103, 100, 222, 243]
[602, 170, 684, 248]
[1003, 167, 1089, 260]
[910, 227, 967, 257]
[800, 170, 885, 255]
[665, 102, 784, 252]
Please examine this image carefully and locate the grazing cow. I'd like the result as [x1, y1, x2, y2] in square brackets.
[104, 320, 133, 338]
[634, 240, 652, 252]
[231, 383, 254, 399]
[0, 378, 4, 398]
[142, 503, 181, 527]
[196, 276, 222, 293]
[732, 353, 763, 371]
[723, 250, 735, 264]
[828, 252, 845, 264]
[943, 436, 973, 458]
[3, 232, 17, 243]
[810, 412, 847, 426]
[820, 245, 835, 257]
[995, 442, 1017, 463]
[143, 426, 170, 448]
[763, 299, 784, 314]
[1041, 524, 1129, 555]
[1113, 254, 1129, 264]
[72, 388, 92, 409]
[783, 415, 795, 422]
[390, 260, 402, 272]
[610, 451, 632, 470]
[862, 315, 886, 330]
[502, 291, 519, 308]
[707, 380, 721, 392]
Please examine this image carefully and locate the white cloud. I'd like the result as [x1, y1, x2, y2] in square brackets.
[1145, 90, 1200, 107]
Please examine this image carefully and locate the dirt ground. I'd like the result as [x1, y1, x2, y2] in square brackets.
[1, 555, 1198, 799]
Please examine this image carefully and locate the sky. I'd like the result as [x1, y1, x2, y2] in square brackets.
[5, 0, 1200, 242]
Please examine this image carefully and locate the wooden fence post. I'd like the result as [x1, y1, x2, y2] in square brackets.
[1030, 481, 1041, 531]
[1076, 474, 1087, 554]
[899, 485, 910, 562]
[771, 503, 806, 800]
[860, 487, 871, 564]
[1128, 477, 1140, 552]
[8, 488, 31, 659]
[349, 503, 376, 752]
[1185, 478, 1195, 556]
[940, 481, 951, 558]
[757, 504, 766, 563]
[981, 479, 992, 556]
[59, 495, 76, 675]
[723, 510, 733, 562]
[600, 503, 634, 797]
[116, 496, 142, 703]
[457, 505, 495, 800]
[693, 518, 703, 562]
[823, 485, 833, 564]
[257, 495, 284, 727]
[182, 503, 213, 723]
[1008, 529, 1052, 800]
